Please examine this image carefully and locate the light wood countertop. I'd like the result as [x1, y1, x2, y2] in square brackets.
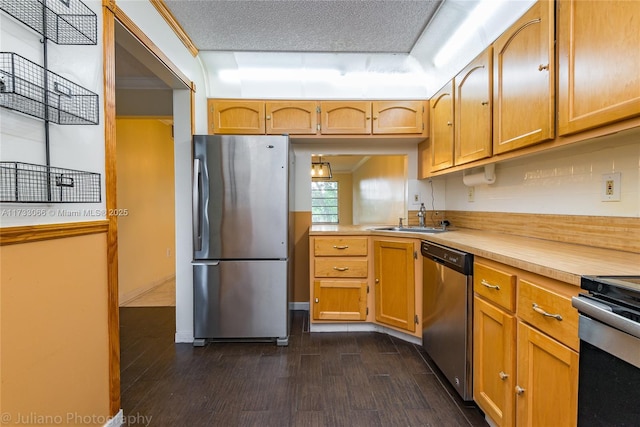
[309, 225, 640, 286]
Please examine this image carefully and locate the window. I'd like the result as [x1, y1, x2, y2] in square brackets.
[311, 181, 338, 224]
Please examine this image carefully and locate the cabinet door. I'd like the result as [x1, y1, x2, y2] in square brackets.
[455, 48, 492, 165]
[474, 297, 516, 427]
[313, 280, 367, 321]
[429, 81, 455, 172]
[320, 101, 371, 134]
[266, 101, 318, 135]
[373, 240, 415, 331]
[209, 100, 265, 134]
[372, 100, 424, 134]
[558, 0, 640, 135]
[515, 322, 579, 427]
[493, 0, 555, 154]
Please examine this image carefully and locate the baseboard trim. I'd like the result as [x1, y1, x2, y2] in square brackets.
[290, 301, 310, 310]
[119, 274, 175, 306]
[103, 410, 123, 427]
[175, 331, 194, 343]
[309, 322, 422, 345]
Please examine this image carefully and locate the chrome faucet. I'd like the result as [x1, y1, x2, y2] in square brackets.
[417, 203, 427, 228]
[398, 217, 405, 228]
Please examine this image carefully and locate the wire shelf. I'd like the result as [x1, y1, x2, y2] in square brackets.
[0, 0, 97, 45]
[0, 52, 99, 125]
[0, 161, 101, 203]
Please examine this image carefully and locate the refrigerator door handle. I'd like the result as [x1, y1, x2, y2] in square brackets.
[193, 158, 202, 252]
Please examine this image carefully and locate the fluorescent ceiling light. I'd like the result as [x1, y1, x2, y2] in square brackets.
[433, 0, 507, 67]
[218, 68, 340, 83]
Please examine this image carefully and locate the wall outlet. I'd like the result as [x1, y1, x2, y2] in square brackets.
[413, 193, 420, 203]
[601, 172, 621, 202]
[467, 186, 475, 202]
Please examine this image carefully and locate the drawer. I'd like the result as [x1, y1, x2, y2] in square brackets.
[314, 258, 368, 278]
[517, 279, 579, 351]
[474, 262, 516, 312]
[314, 237, 368, 256]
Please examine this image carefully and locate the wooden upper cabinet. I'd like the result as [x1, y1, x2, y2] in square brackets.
[320, 101, 372, 134]
[372, 100, 425, 134]
[429, 80, 455, 172]
[557, 0, 640, 135]
[265, 101, 319, 135]
[455, 48, 492, 165]
[208, 100, 265, 134]
[493, 0, 555, 155]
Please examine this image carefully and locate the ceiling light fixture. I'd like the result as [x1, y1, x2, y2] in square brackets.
[433, 0, 508, 67]
[311, 156, 332, 180]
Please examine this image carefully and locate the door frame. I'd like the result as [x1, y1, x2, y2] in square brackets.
[102, 0, 194, 415]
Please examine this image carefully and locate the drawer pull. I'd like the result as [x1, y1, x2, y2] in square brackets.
[532, 303, 563, 321]
[333, 245, 349, 250]
[333, 266, 349, 272]
[515, 386, 525, 395]
[499, 371, 509, 380]
[481, 279, 500, 290]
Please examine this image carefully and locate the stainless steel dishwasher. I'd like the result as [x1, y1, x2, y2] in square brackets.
[421, 240, 474, 401]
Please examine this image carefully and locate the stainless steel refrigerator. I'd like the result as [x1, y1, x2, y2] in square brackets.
[192, 134, 293, 346]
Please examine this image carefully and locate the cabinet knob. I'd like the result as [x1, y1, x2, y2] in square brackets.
[481, 101, 489, 106]
[447, 121, 453, 126]
[499, 371, 509, 380]
[515, 386, 525, 395]
[266, 115, 271, 120]
[315, 298, 319, 303]
[538, 64, 549, 71]
[366, 117, 371, 120]
[375, 278, 379, 284]
[373, 116, 378, 120]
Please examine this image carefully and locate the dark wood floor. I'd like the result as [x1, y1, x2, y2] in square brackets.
[120, 307, 487, 427]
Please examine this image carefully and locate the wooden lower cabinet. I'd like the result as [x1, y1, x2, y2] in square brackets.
[373, 239, 416, 332]
[310, 236, 370, 322]
[313, 279, 367, 321]
[473, 296, 516, 427]
[473, 258, 580, 427]
[515, 322, 579, 427]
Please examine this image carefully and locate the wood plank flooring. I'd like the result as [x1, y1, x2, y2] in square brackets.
[120, 308, 487, 426]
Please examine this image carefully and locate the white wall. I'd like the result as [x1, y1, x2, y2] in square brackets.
[0, 1, 105, 227]
[444, 130, 640, 217]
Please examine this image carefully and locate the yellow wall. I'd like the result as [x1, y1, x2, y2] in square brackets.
[0, 234, 110, 426]
[353, 156, 407, 225]
[116, 118, 176, 304]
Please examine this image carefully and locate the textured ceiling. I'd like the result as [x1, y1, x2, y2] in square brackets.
[163, 0, 442, 53]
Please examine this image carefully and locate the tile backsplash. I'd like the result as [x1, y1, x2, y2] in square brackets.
[444, 130, 640, 217]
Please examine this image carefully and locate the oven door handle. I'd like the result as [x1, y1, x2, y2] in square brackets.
[572, 296, 640, 339]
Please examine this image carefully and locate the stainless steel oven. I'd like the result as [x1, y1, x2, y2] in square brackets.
[572, 276, 640, 426]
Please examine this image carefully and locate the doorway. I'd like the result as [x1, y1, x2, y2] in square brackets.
[110, 15, 192, 412]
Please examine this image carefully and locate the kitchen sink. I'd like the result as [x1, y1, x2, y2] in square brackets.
[371, 226, 447, 234]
